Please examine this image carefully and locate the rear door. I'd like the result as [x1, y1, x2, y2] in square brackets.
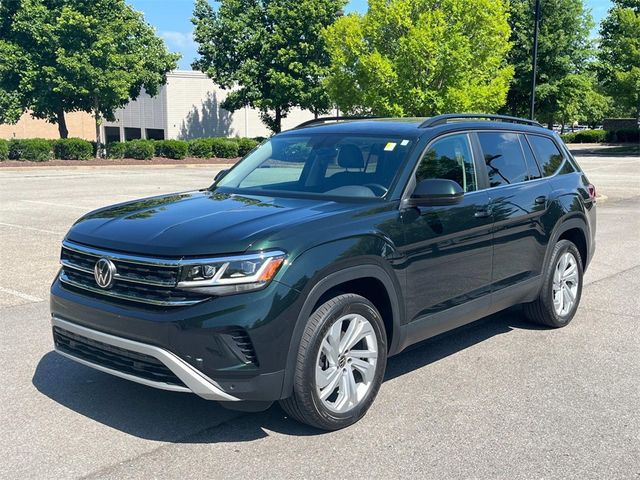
[475, 131, 553, 290]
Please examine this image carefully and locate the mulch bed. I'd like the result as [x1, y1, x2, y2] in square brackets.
[0, 157, 239, 168]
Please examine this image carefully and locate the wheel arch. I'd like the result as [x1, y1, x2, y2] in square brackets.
[544, 215, 590, 275]
[280, 264, 403, 399]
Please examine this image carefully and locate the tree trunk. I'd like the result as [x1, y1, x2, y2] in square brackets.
[274, 107, 282, 134]
[57, 108, 68, 138]
[94, 99, 102, 158]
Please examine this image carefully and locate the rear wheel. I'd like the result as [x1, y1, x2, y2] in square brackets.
[524, 239, 583, 328]
[280, 293, 387, 430]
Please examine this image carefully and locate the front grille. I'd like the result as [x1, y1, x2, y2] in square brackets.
[59, 241, 208, 306]
[53, 326, 185, 387]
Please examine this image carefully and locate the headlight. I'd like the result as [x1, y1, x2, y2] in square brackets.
[177, 251, 286, 295]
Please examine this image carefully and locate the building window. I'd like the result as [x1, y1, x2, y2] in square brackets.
[104, 127, 121, 144]
[124, 127, 142, 141]
[146, 128, 165, 140]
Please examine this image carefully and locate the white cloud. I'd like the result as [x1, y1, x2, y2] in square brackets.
[160, 30, 195, 49]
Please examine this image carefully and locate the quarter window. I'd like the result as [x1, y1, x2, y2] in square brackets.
[478, 132, 529, 187]
[527, 135, 565, 177]
[417, 134, 476, 192]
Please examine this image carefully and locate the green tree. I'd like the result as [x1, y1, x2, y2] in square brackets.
[192, 0, 346, 134]
[597, 0, 640, 118]
[0, 0, 179, 143]
[322, 0, 513, 117]
[505, 0, 594, 126]
[556, 73, 611, 130]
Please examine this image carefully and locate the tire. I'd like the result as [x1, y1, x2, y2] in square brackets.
[524, 239, 584, 328]
[279, 293, 387, 430]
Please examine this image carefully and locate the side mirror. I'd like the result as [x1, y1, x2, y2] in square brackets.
[409, 178, 464, 206]
[214, 169, 228, 182]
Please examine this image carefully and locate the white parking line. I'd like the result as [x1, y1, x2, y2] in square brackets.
[0, 222, 62, 235]
[22, 200, 89, 210]
[0, 286, 43, 303]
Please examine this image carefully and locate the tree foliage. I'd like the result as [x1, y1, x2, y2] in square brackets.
[0, 0, 179, 138]
[322, 0, 513, 117]
[192, 0, 346, 133]
[597, 0, 640, 118]
[505, 0, 594, 125]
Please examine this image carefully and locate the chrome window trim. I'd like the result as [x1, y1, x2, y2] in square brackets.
[400, 129, 570, 205]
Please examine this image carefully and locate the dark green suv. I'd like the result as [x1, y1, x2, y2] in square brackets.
[51, 114, 596, 430]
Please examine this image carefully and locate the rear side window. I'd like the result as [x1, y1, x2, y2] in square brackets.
[478, 132, 529, 187]
[527, 135, 566, 177]
[519, 134, 542, 180]
[417, 134, 477, 192]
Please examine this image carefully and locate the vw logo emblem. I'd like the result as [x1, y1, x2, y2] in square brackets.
[94, 257, 116, 289]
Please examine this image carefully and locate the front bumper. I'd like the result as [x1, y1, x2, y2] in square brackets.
[52, 316, 240, 401]
[50, 276, 304, 401]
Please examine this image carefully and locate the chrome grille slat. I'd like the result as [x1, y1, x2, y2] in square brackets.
[59, 240, 208, 306]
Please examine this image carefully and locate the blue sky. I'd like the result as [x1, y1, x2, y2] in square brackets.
[128, 0, 613, 70]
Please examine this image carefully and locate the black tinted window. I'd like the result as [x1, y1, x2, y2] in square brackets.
[519, 134, 542, 179]
[478, 132, 529, 187]
[527, 135, 564, 177]
[417, 134, 476, 192]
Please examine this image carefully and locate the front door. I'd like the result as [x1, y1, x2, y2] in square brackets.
[399, 133, 494, 323]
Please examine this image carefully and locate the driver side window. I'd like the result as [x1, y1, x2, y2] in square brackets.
[417, 134, 477, 192]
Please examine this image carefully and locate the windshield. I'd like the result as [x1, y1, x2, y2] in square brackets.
[214, 133, 415, 198]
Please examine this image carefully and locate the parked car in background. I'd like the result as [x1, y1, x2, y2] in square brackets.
[50, 114, 596, 430]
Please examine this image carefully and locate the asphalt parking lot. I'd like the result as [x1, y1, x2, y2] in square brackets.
[1, 152, 639, 479]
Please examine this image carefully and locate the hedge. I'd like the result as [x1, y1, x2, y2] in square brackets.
[606, 129, 639, 143]
[235, 137, 259, 156]
[188, 138, 212, 158]
[0, 139, 8, 160]
[209, 138, 239, 158]
[54, 138, 93, 160]
[124, 139, 155, 160]
[106, 141, 126, 159]
[566, 129, 607, 144]
[8, 139, 54, 161]
[155, 139, 188, 159]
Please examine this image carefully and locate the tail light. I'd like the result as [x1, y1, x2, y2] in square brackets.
[587, 184, 596, 201]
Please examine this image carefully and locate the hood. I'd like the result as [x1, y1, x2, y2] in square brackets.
[66, 190, 357, 257]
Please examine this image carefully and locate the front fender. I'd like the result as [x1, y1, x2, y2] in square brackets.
[278, 237, 405, 399]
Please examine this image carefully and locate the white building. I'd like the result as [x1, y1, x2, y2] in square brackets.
[101, 70, 315, 142]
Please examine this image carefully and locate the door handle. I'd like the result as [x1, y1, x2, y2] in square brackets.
[535, 196, 547, 205]
[474, 207, 492, 218]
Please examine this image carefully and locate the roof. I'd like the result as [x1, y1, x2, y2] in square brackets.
[279, 114, 550, 138]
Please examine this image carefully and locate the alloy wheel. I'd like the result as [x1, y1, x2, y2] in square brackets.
[315, 313, 378, 414]
[552, 251, 579, 316]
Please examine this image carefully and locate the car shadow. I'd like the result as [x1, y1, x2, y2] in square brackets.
[33, 306, 542, 442]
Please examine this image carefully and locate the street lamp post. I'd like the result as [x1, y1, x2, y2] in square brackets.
[530, 0, 541, 121]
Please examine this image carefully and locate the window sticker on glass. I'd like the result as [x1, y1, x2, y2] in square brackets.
[400, 139, 410, 146]
[384, 142, 397, 151]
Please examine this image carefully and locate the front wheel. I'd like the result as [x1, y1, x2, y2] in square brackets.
[524, 239, 584, 328]
[280, 293, 387, 430]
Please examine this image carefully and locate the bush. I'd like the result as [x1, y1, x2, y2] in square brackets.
[124, 139, 155, 160]
[155, 139, 188, 159]
[188, 138, 212, 158]
[0, 139, 8, 160]
[235, 137, 259, 156]
[606, 129, 639, 143]
[209, 138, 239, 158]
[106, 142, 126, 159]
[54, 138, 93, 160]
[560, 132, 576, 143]
[573, 129, 606, 143]
[8, 138, 54, 161]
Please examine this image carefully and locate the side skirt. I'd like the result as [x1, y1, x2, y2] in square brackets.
[394, 276, 542, 354]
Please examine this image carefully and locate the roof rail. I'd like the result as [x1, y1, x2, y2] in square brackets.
[293, 116, 380, 130]
[419, 114, 542, 128]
